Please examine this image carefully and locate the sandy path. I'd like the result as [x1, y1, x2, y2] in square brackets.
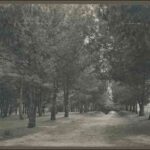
[0, 111, 150, 147]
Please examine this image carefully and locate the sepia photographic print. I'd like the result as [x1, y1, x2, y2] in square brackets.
[0, 1, 149, 149]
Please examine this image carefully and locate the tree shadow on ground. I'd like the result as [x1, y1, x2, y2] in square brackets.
[0, 126, 40, 141]
[0, 114, 61, 141]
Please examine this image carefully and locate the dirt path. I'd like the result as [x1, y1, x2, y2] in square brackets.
[0, 111, 150, 147]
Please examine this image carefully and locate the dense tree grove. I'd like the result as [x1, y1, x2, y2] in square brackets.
[0, 4, 149, 127]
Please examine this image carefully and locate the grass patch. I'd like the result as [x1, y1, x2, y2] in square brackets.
[102, 125, 127, 140]
[0, 114, 50, 141]
[0, 113, 70, 141]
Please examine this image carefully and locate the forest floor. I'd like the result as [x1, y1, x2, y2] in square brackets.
[0, 111, 150, 147]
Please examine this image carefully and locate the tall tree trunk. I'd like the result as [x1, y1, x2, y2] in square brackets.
[51, 80, 57, 121]
[19, 79, 24, 120]
[129, 105, 132, 111]
[84, 103, 88, 113]
[64, 81, 69, 117]
[15, 107, 17, 115]
[27, 86, 36, 128]
[51, 93, 56, 120]
[80, 104, 83, 113]
[70, 104, 73, 112]
[23, 104, 25, 114]
[132, 105, 135, 112]
[139, 88, 145, 116]
[139, 103, 144, 116]
[135, 104, 138, 114]
[125, 105, 128, 111]
[42, 106, 45, 114]
[3, 100, 9, 118]
[38, 105, 42, 117]
[37, 87, 42, 117]
[139, 72, 146, 116]
[3, 106, 8, 117]
[0, 105, 2, 117]
[8, 105, 12, 116]
[92, 103, 95, 111]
